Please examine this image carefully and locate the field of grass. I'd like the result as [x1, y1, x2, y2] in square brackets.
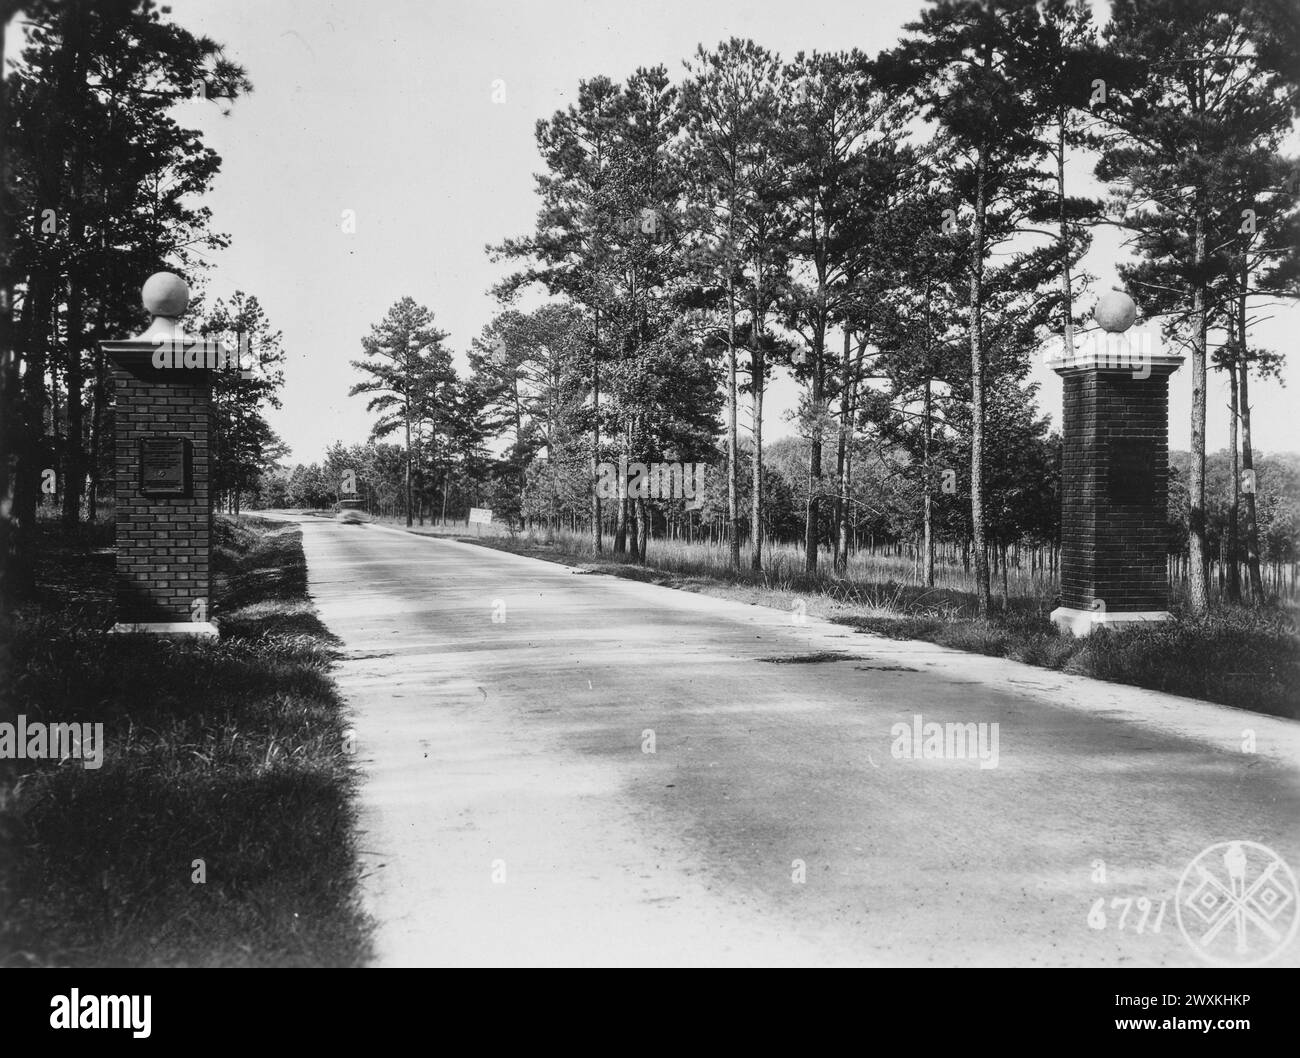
[0, 515, 372, 967]
[365, 515, 1057, 602]
[403, 521, 1300, 720]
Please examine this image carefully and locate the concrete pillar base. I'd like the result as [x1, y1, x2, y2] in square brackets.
[110, 621, 219, 639]
[1050, 607, 1174, 637]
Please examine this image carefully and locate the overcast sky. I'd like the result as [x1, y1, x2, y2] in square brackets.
[161, 0, 1298, 464]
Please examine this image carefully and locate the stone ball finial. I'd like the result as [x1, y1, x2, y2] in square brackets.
[1094, 289, 1137, 333]
[142, 272, 190, 318]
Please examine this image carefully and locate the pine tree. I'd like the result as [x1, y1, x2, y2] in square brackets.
[680, 39, 783, 569]
[350, 298, 454, 527]
[779, 49, 899, 573]
[492, 76, 626, 551]
[876, 0, 1059, 614]
[201, 293, 286, 514]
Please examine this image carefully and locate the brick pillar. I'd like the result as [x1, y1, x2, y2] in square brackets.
[102, 272, 219, 636]
[1049, 302, 1184, 635]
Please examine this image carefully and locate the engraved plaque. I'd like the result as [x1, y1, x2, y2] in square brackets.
[139, 437, 189, 496]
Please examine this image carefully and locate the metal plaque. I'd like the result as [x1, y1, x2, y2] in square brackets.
[139, 437, 189, 496]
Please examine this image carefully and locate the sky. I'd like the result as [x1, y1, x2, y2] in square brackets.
[142, 0, 1300, 463]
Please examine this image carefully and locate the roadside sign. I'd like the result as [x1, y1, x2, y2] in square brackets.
[468, 508, 494, 525]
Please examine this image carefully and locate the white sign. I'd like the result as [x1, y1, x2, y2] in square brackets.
[468, 508, 494, 524]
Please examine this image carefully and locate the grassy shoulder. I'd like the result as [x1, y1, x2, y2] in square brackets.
[425, 527, 1300, 722]
[0, 515, 371, 967]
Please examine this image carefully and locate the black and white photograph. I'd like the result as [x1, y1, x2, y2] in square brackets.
[1, 0, 1298, 1029]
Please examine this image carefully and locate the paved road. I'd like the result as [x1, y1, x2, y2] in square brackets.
[276, 514, 1300, 967]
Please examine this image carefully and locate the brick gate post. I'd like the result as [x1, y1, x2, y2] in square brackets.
[1048, 291, 1185, 636]
[102, 272, 221, 637]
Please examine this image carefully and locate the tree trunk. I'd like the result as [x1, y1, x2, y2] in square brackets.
[969, 144, 992, 616]
[804, 433, 821, 574]
[923, 377, 934, 587]
[404, 395, 413, 527]
[513, 376, 526, 522]
[1226, 348, 1240, 604]
[836, 333, 861, 575]
[833, 330, 851, 574]
[1000, 543, 1009, 612]
[0, 8, 16, 663]
[750, 346, 764, 572]
[1237, 269, 1264, 602]
[803, 319, 824, 574]
[60, 127, 89, 528]
[13, 275, 53, 599]
[86, 303, 106, 521]
[922, 283, 936, 588]
[61, 278, 85, 527]
[726, 275, 740, 568]
[590, 312, 602, 552]
[1057, 112, 1075, 362]
[1186, 208, 1210, 613]
[614, 486, 627, 554]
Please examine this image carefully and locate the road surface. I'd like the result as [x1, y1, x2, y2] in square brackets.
[272, 514, 1300, 968]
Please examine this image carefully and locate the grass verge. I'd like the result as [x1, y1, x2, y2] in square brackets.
[0, 515, 372, 967]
